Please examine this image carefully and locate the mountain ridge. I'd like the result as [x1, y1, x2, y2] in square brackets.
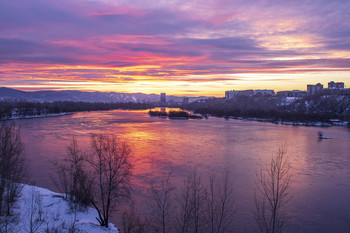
[0, 87, 210, 103]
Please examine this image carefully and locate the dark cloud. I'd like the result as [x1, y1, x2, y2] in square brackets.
[102, 61, 138, 67]
[128, 45, 203, 57]
[93, 10, 203, 35]
[180, 37, 259, 50]
[0, 38, 83, 65]
[0, 38, 44, 55]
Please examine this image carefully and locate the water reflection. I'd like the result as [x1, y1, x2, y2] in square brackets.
[15, 110, 350, 233]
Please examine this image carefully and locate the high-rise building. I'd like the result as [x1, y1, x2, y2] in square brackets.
[307, 83, 323, 95]
[160, 93, 166, 103]
[225, 90, 255, 99]
[277, 90, 307, 97]
[225, 89, 274, 99]
[328, 81, 344, 89]
[255, 89, 275, 96]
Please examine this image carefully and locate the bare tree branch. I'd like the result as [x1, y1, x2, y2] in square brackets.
[254, 145, 292, 233]
[0, 123, 27, 230]
[87, 134, 133, 228]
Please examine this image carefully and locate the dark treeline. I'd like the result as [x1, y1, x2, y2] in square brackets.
[149, 110, 191, 118]
[2, 91, 350, 124]
[0, 101, 157, 119]
[182, 93, 350, 123]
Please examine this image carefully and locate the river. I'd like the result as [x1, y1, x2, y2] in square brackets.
[15, 109, 350, 232]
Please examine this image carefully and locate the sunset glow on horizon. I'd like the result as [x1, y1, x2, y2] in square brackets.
[1, 0, 349, 97]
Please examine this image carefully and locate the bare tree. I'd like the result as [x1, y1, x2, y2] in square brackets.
[53, 138, 91, 210]
[122, 208, 150, 233]
[23, 186, 45, 233]
[254, 146, 292, 233]
[205, 171, 235, 233]
[0, 213, 20, 233]
[54, 135, 132, 228]
[149, 173, 174, 233]
[148, 168, 236, 233]
[176, 168, 206, 233]
[0, 123, 27, 232]
[87, 134, 132, 227]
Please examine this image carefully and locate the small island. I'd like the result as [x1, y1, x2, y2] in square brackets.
[148, 109, 203, 119]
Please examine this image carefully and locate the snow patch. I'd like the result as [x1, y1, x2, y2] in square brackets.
[11, 184, 119, 233]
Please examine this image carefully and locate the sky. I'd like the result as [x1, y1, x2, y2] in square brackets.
[0, 0, 349, 96]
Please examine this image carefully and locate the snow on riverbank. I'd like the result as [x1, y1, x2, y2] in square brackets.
[227, 116, 349, 127]
[10, 184, 119, 233]
[1, 112, 74, 121]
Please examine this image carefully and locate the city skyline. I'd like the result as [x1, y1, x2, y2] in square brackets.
[0, 0, 350, 97]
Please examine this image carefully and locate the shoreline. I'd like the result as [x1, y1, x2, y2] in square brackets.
[0, 112, 75, 121]
[0, 108, 152, 121]
[2, 109, 349, 128]
[224, 115, 349, 128]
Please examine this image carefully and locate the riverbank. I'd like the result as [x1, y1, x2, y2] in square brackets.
[3, 183, 119, 232]
[0, 100, 155, 121]
[225, 115, 349, 127]
[3, 108, 349, 128]
[1, 112, 75, 121]
[148, 108, 349, 127]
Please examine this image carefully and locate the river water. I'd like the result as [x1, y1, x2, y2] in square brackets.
[15, 109, 350, 232]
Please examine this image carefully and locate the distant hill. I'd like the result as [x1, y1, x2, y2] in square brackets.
[0, 87, 209, 103]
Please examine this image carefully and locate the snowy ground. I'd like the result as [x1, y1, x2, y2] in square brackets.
[3, 112, 74, 120]
[7, 184, 119, 233]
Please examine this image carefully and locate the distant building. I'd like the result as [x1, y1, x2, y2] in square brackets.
[328, 81, 344, 89]
[237, 90, 255, 96]
[255, 89, 275, 96]
[160, 93, 166, 103]
[307, 83, 323, 95]
[225, 90, 255, 99]
[277, 90, 307, 98]
[225, 89, 274, 99]
[225, 90, 232, 99]
[225, 91, 232, 99]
